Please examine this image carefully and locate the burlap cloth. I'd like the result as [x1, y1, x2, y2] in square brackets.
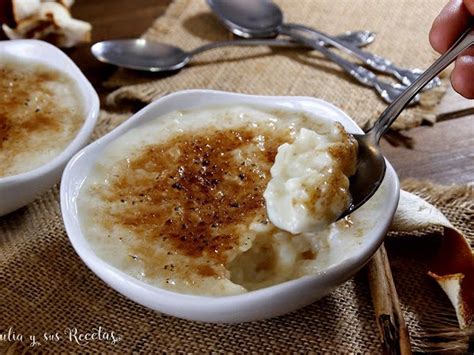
[1, 0, 473, 353]
[0, 152, 472, 353]
[105, 0, 449, 131]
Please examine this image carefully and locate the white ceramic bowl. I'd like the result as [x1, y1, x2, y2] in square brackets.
[61, 90, 399, 323]
[0, 39, 99, 216]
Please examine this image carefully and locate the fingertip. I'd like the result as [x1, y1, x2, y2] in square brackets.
[429, 2, 453, 53]
[429, 23, 447, 53]
[429, 0, 470, 53]
[451, 55, 474, 99]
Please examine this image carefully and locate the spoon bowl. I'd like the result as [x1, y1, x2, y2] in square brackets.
[210, 0, 282, 38]
[92, 39, 190, 72]
[341, 134, 386, 218]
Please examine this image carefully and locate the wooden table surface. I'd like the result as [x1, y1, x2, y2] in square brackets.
[3, 0, 473, 185]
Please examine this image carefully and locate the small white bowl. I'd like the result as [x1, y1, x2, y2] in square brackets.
[0, 39, 99, 216]
[61, 90, 399, 323]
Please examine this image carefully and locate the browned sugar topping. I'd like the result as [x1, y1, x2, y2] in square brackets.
[304, 123, 358, 220]
[0, 62, 82, 175]
[328, 123, 358, 177]
[0, 68, 59, 147]
[0, 113, 10, 146]
[97, 127, 291, 277]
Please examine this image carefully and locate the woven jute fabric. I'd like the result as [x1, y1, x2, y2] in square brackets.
[0, 102, 472, 353]
[105, 0, 448, 131]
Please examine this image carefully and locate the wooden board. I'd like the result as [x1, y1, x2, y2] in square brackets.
[382, 86, 474, 185]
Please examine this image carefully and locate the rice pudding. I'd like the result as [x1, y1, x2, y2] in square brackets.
[264, 125, 357, 234]
[0, 56, 84, 177]
[77, 106, 372, 296]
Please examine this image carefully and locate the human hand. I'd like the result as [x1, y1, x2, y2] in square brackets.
[430, 0, 474, 98]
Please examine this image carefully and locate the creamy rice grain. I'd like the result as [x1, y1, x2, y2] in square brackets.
[264, 125, 357, 234]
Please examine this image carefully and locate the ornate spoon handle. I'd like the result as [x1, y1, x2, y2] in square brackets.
[287, 23, 440, 89]
[279, 24, 416, 104]
[369, 28, 474, 141]
[189, 30, 375, 56]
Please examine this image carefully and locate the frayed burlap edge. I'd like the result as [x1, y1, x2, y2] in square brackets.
[401, 179, 473, 208]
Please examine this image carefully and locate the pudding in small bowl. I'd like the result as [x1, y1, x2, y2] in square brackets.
[0, 40, 99, 216]
[61, 90, 399, 323]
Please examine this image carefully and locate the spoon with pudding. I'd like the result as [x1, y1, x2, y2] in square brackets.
[341, 28, 473, 218]
[91, 31, 376, 72]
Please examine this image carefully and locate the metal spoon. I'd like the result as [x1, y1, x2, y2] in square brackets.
[92, 36, 415, 104]
[91, 31, 375, 72]
[207, 0, 440, 90]
[206, 0, 419, 104]
[342, 28, 473, 218]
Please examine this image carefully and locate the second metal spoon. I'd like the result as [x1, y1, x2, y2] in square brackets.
[91, 31, 375, 72]
[207, 0, 420, 104]
[207, 0, 440, 90]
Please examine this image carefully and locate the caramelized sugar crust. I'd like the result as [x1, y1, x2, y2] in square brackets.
[306, 123, 358, 220]
[0, 63, 82, 176]
[97, 127, 290, 277]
